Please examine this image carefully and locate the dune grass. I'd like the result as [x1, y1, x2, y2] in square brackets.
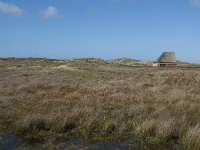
[0, 58, 200, 149]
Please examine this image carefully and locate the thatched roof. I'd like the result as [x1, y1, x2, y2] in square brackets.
[155, 52, 176, 63]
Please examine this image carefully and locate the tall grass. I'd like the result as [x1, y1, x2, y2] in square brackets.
[0, 58, 200, 149]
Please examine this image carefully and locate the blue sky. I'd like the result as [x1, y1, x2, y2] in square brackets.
[0, 0, 200, 62]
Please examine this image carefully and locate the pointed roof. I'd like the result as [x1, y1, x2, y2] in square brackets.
[155, 52, 176, 63]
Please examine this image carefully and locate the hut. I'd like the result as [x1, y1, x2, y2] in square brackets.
[153, 52, 177, 67]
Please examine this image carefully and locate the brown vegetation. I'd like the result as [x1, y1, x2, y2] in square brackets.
[0, 58, 200, 149]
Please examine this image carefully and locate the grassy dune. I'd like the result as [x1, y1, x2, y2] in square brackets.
[0, 58, 200, 149]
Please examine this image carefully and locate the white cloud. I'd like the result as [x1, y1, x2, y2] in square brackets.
[191, 0, 200, 8]
[0, 1, 24, 16]
[42, 6, 58, 19]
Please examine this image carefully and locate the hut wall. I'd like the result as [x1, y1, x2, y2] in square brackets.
[153, 62, 177, 67]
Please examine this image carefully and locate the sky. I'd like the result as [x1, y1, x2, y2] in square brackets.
[0, 0, 200, 63]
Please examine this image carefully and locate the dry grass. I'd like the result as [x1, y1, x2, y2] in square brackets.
[0, 58, 200, 149]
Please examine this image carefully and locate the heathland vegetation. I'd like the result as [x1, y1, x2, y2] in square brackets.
[0, 58, 199, 149]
